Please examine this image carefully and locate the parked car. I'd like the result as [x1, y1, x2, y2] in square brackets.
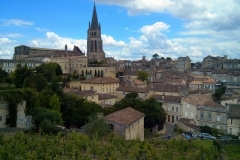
[218, 136, 232, 141]
[198, 133, 216, 139]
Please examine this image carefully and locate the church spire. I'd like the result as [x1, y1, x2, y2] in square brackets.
[91, 2, 99, 29]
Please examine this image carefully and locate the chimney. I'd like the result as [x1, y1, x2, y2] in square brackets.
[65, 44, 67, 54]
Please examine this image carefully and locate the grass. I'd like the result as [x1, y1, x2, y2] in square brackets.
[222, 145, 240, 160]
[192, 139, 214, 149]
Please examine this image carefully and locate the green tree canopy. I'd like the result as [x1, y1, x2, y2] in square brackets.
[13, 64, 32, 88]
[124, 92, 138, 99]
[24, 73, 48, 91]
[0, 67, 8, 83]
[137, 71, 149, 82]
[152, 53, 159, 59]
[166, 57, 172, 60]
[110, 97, 166, 129]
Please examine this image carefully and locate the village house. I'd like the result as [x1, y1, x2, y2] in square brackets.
[98, 93, 117, 107]
[181, 94, 226, 131]
[116, 86, 149, 101]
[226, 104, 240, 135]
[153, 95, 182, 124]
[105, 107, 145, 141]
[151, 84, 188, 96]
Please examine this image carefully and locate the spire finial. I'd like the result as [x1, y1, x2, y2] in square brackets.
[91, 2, 98, 28]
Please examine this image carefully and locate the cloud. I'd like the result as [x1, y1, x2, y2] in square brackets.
[101, 34, 126, 47]
[0, 33, 23, 38]
[0, 38, 16, 59]
[35, 27, 48, 32]
[0, 19, 34, 27]
[30, 32, 87, 53]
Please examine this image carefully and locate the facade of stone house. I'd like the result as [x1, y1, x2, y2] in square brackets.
[226, 104, 240, 135]
[116, 86, 149, 101]
[0, 100, 31, 129]
[202, 55, 227, 69]
[177, 56, 191, 72]
[98, 94, 116, 107]
[203, 78, 216, 92]
[221, 97, 240, 107]
[153, 95, 182, 124]
[105, 107, 145, 141]
[177, 118, 200, 134]
[63, 88, 99, 103]
[197, 107, 227, 131]
[189, 81, 204, 91]
[80, 77, 119, 96]
[225, 82, 240, 96]
[181, 94, 223, 126]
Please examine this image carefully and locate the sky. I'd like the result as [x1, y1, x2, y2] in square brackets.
[0, 0, 240, 62]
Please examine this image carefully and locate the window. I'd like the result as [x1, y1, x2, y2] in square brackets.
[200, 113, 204, 120]
[176, 107, 178, 112]
[208, 114, 211, 121]
[172, 107, 174, 112]
[217, 115, 221, 122]
[176, 116, 178, 121]
[0, 116, 2, 121]
[123, 92, 125, 95]
[168, 107, 171, 111]
[230, 119, 233, 125]
[187, 104, 190, 108]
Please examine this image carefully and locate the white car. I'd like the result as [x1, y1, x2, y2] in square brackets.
[199, 133, 216, 139]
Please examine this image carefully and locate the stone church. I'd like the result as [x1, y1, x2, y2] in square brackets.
[87, 3, 106, 64]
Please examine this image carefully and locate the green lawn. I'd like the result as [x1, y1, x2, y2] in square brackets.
[222, 145, 240, 160]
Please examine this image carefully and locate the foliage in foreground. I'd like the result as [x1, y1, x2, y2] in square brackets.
[0, 131, 221, 160]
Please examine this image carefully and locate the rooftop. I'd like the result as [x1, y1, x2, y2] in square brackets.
[81, 77, 119, 84]
[105, 107, 145, 126]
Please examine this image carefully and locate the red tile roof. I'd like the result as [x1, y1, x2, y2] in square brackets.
[153, 95, 182, 103]
[105, 107, 145, 126]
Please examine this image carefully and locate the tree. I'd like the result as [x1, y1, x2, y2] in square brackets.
[152, 53, 159, 59]
[49, 94, 61, 112]
[166, 57, 172, 60]
[24, 73, 47, 91]
[137, 71, 149, 82]
[125, 92, 138, 99]
[13, 64, 32, 88]
[212, 87, 226, 101]
[84, 115, 110, 138]
[160, 57, 165, 60]
[0, 67, 8, 83]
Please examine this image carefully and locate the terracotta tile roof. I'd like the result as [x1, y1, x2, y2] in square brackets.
[152, 84, 187, 92]
[227, 104, 240, 119]
[81, 77, 119, 84]
[105, 107, 145, 126]
[63, 88, 97, 97]
[189, 81, 203, 85]
[134, 79, 146, 85]
[189, 88, 212, 95]
[203, 78, 216, 83]
[153, 95, 182, 103]
[116, 86, 149, 93]
[182, 94, 223, 108]
[99, 94, 116, 100]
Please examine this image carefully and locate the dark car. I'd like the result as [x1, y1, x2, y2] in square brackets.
[218, 136, 232, 141]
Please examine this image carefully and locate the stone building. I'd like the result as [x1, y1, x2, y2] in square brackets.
[177, 56, 191, 72]
[105, 107, 145, 141]
[87, 3, 105, 63]
[153, 95, 182, 124]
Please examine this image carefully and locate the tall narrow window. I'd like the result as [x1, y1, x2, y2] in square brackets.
[95, 40, 97, 51]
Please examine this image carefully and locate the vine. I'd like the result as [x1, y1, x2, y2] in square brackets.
[0, 89, 23, 127]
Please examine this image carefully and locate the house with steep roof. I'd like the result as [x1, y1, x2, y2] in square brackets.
[116, 86, 149, 101]
[151, 84, 188, 96]
[226, 104, 240, 135]
[177, 118, 200, 134]
[105, 107, 145, 141]
[98, 93, 116, 107]
[181, 94, 227, 131]
[153, 95, 182, 124]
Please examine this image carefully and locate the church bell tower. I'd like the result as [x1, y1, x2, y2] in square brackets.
[87, 3, 105, 64]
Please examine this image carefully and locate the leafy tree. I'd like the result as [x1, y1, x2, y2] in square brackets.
[0, 67, 8, 83]
[212, 87, 226, 101]
[166, 57, 172, 60]
[39, 119, 57, 134]
[160, 57, 165, 60]
[49, 94, 61, 112]
[152, 53, 159, 59]
[137, 71, 149, 82]
[125, 92, 138, 99]
[84, 115, 110, 138]
[24, 73, 47, 91]
[112, 97, 166, 129]
[13, 64, 32, 88]
[35, 62, 62, 82]
[200, 125, 213, 135]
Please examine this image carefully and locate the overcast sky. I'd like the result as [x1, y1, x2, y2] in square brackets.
[0, 0, 240, 62]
